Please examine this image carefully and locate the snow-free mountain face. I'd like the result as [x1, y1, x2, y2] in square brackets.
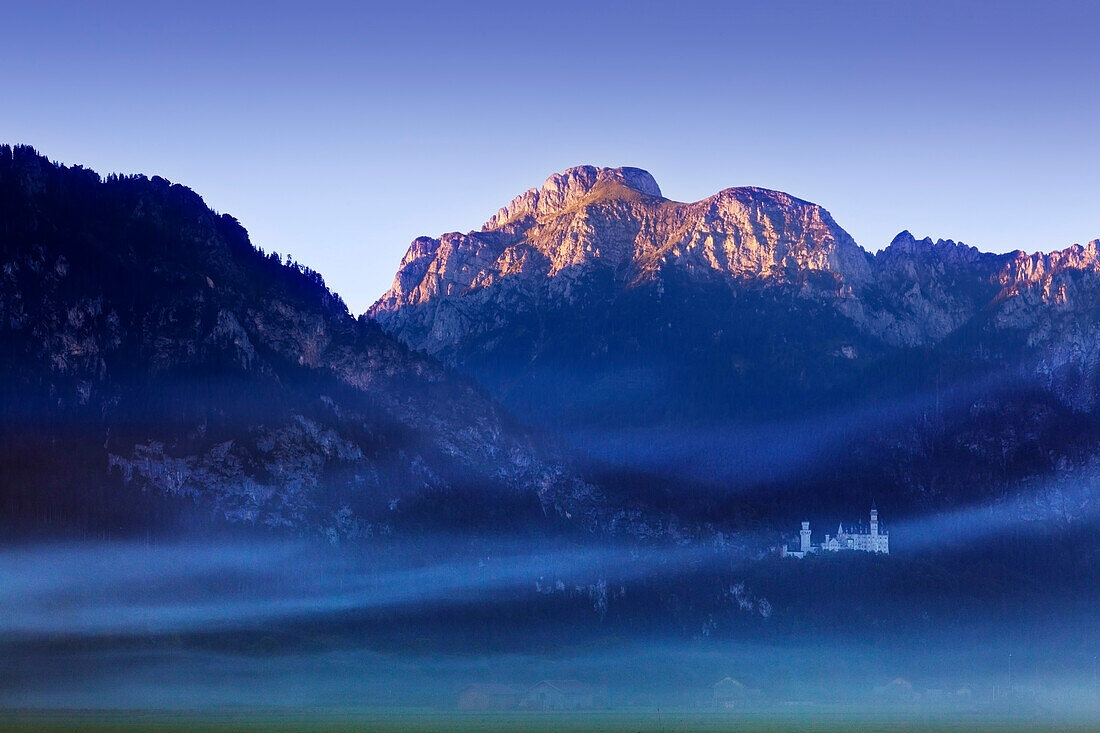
[370, 166, 1100, 519]
[370, 165, 1100, 415]
[0, 147, 602, 538]
[369, 165, 886, 424]
[372, 164, 872, 353]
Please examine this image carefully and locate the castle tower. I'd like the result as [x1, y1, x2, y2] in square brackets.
[800, 521, 811, 553]
[870, 507, 879, 536]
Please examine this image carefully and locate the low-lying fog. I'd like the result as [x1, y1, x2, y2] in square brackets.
[2, 516, 1098, 721]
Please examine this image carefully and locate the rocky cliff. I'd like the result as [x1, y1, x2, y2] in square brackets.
[372, 165, 872, 356]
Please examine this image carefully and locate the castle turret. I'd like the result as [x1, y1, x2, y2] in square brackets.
[786, 509, 890, 558]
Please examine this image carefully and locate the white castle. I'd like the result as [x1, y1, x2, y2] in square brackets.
[781, 506, 889, 558]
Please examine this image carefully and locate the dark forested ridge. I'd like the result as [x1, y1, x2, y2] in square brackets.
[0, 146, 600, 539]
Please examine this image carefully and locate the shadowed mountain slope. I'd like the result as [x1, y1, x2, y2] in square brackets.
[0, 147, 601, 538]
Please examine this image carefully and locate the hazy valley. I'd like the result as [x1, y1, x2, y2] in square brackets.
[2, 149, 1098, 721]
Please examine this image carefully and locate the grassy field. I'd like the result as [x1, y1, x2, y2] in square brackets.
[0, 709, 1095, 733]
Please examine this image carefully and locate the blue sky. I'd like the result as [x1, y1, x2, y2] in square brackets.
[4, 1, 1099, 311]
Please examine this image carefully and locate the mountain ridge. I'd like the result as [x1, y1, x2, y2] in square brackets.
[0, 146, 606, 538]
[370, 164, 1100, 361]
[368, 164, 1100, 521]
[6, 151, 1100, 538]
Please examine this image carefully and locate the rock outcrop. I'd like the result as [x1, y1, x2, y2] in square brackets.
[371, 165, 873, 359]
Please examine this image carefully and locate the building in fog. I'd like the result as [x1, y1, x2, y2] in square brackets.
[457, 683, 525, 710]
[519, 680, 598, 710]
[781, 506, 889, 557]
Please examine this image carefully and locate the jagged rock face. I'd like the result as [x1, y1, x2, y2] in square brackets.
[371, 165, 872, 365]
[0, 146, 602, 538]
[484, 165, 662, 229]
[379, 165, 870, 306]
[989, 242, 1100, 411]
[856, 231, 1012, 347]
[370, 166, 1100, 419]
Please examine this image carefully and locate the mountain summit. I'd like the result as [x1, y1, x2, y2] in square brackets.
[371, 165, 873, 359]
[370, 165, 1100, 413]
[484, 165, 663, 230]
[368, 165, 1100, 518]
